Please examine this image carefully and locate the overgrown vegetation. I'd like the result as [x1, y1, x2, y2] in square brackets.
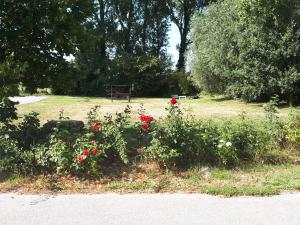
[1, 99, 299, 180]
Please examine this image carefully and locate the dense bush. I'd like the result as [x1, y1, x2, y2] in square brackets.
[287, 112, 300, 145]
[0, 98, 299, 176]
[191, 0, 300, 104]
[0, 105, 131, 177]
[0, 136, 34, 175]
[139, 99, 298, 168]
[142, 99, 219, 168]
[217, 116, 266, 167]
[0, 98, 18, 125]
[34, 105, 130, 176]
[15, 112, 41, 150]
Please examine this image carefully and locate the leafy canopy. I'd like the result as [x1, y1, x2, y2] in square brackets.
[191, 0, 300, 103]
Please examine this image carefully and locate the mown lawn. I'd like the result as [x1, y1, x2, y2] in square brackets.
[16, 95, 300, 124]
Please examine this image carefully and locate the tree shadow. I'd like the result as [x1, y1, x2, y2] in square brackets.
[210, 96, 234, 102]
[0, 173, 10, 183]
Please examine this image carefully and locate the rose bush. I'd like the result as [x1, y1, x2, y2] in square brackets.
[34, 105, 130, 176]
[140, 100, 220, 168]
[1, 98, 298, 176]
[138, 98, 297, 169]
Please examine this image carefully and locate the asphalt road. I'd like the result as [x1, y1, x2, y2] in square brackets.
[1, 193, 300, 225]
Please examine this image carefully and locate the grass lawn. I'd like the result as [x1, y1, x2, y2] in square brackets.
[1, 163, 300, 196]
[16, 95, 300, 123]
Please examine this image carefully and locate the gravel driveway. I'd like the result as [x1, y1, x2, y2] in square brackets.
[1, 193, 300, 225]
[9, 96, 48, 105]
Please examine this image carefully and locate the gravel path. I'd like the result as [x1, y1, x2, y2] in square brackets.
[9, 96, 48, 105]
[1, 193, 300, 225]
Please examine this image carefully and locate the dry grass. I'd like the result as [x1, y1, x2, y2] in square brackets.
[16, 95, 299, 124]
[1, 164, 300, 196]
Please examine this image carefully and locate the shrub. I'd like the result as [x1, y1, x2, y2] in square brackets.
[16, 112, 41, 150]
[262, 97, 290, 149]
[286, 112, 300, 144]
[0, 135, 34, 175]
[191, 0, 300, 103]
[0, 98, 18, 124]
[143, 99, 219, 168]
[218, 116, 266, 167]
[35, 105, 130, 176]
[140, 99, 287, 169]
[86, 105, 129, 165]
[1, 111, 43, 151]
[1, 98, 296, 177]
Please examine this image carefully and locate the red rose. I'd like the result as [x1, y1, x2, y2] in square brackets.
[91, 148, 98, 155]
[142, 123, 149, 130]
[82, 150, 89, 156]
[91, 122, 100, 132]
[170, 98, 177, 105]
[139, 115, 146, 122]
[145, 116, 153, 123]
[139, 115, 153, 123]
[77, 155, 85, 163]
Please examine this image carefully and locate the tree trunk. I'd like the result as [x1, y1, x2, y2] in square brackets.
[99, 0, 106, 58]
[124, 1, 134, 53]
[142, 0, 148, 51]
[289, 93, 294, 107]
[176, 31, 187, 70]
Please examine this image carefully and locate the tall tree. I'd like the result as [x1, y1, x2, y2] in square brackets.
[191, 0, 300, 104]
[166, 0, 209, 70]
[76, 0, 172, 96]
[0, 0, 94, 94]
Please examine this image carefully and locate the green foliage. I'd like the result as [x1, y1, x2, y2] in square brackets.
[218, 116, 265, 167]
[75, 0, 172, 97]
[0, 0, 94, 93]
[143, 100, 220, 168]
[263, 97, 287, 146]
[16, 112, 41, 150]
[287, 112, 300, 144]
[0, 55, 26, 98]
[88, 105, 130, 164]
[35, 105, 130, 176]
[140, 100, 295, 169]
[1, 99, 298, 177]
[169, 70, 197, 95]
[191, 0, 300, 103]
[263, 96, 280, 122]
[0, 98, 18, 124]
[0, 136, 34, 175]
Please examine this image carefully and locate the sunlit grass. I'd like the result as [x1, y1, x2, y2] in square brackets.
[16, 95, 300, 124]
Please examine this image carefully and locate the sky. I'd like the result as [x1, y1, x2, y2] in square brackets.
[167, 22, 180, 67]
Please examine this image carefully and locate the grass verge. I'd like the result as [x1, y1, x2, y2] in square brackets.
[1, 163, 300, 196]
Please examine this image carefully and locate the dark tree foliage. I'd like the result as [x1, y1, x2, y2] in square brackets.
[75, 0, 172, 97]
[1, 0, 203, 98]
[0, 0, 94, 94]
[191, 0, 300, 104]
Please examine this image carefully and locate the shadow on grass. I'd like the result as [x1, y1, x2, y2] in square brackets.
[210, 96, 234, 102]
